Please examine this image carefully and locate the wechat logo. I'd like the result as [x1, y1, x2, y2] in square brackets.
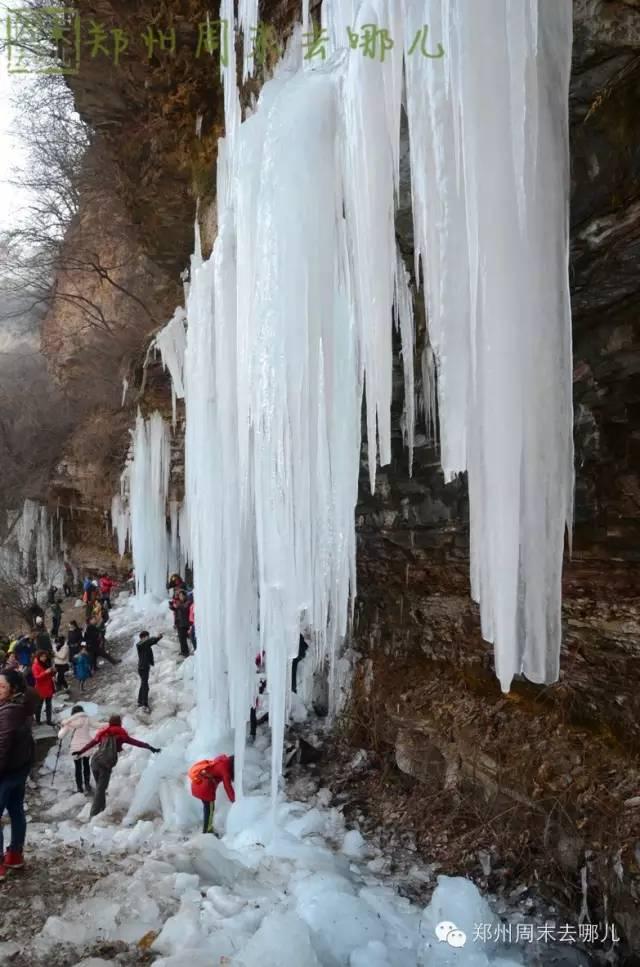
[435, 921, 467, 948]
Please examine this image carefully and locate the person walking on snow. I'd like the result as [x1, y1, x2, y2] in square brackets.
[169, 590, 191, 658]
[72, 646, 93, 690]
[50, 599, 63, 637]
[0, 670, 34, 878]
[188, 754, 235, 834]
[34, 620, 52, 655]
[136, 631, 162, 711]
[98, 574, 115, 609]
[53, 636, 70, 691]
[58, 705, 104, 794]
[84, 617, 120, 671]
[74, 714, 160, 817]
[188, 599, 196, 651]
[67, 620, 82, 659]
[32, 652, 55, 726]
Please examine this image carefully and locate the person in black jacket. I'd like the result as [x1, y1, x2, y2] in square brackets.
[84, 618, 120, 671]
[67, 620, 83, 659]
[169, 590, 191, 658]
[34, 621, 52, 656]
[136, 631, 162, 711]
[292, 634, 309, 693]
[0, 670, 34, 877]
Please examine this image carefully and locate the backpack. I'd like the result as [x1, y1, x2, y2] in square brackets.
[188, 759, 218, 801]
[91, 734, 118, 770]
[188, 758, 214, 784]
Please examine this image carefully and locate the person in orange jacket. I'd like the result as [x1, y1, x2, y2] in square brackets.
[188, 754, 235, 834]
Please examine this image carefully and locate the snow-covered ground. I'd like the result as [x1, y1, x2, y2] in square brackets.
[15, 595, 531, 966]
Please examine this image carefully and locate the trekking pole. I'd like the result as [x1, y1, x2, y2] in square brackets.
[51, 738, 63, 786]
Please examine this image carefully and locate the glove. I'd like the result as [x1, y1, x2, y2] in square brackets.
[72, 751, 80, 758]
[151, 747, 161, 754]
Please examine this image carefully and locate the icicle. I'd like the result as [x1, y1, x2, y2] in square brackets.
[128, 411, 171, 598]
[154, 308, 188, 426]
[403, 0, 574, 689]
[420, 344, 437, 443]
[340, 0, 400, 490]
[238, 0, 259, 80]
[111, 494, 130, 557]
[395, 247, 415, 474]
[121, 378, 128, 408]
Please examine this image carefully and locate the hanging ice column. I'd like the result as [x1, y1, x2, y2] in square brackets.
[127, 411, 171, 598]
[403, 0, 574, 690]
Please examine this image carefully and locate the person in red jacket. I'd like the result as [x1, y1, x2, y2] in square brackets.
[32, 652, 55, 727]
[188, 754, 235, 834]
[74, 714, 160, 817]
[98, 575, 115, 609]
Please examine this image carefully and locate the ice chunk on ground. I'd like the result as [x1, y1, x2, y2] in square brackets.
[342, 829, 366, 857]
[350, 941, 392, 967]
[233, 911, 321, 967]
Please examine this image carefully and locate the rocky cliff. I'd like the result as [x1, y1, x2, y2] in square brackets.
[40, 0, 639, 953]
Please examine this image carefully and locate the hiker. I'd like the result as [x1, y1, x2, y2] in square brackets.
[28, 603, 44, 628]
[292, 634, 309, 694]
[32, 652, 55, 727]
[3, 652, 20, 673]
[84, 617, 119, 671]
[0, 670, 35, 878]
[67, 620, 83, 659]
[62, 564, 73, 598]
[98, 574, 114, 609]
[35, 621, 52, 656]
[72, 646, 92, 691]
[50, 599, 63, 637]
[136, 631, 162, 711]
[13, 636, 33, 670]
[249, 677, 268, 742]
[169, 589, 191, 658]
[53, 636, 70, 691]
[91, 598, 103, 624]
[58, 705, 103, 795]
[188, 754, 235, 834]
[167, 573, 184, 593]
[74, 714, 160, 817]
[188, 598, 196, 651]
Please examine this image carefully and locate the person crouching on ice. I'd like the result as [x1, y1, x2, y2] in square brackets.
[188, 754, 235, 834]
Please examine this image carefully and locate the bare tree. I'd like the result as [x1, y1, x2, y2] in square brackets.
[0, 565, 41, 629]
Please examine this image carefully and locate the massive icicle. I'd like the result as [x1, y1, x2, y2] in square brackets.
[128, 412, 171, 598]
[180, 0, 574, 803]
[403, 0, 574, 689]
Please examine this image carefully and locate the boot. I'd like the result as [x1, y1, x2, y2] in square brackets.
[4, 849, 24, 870]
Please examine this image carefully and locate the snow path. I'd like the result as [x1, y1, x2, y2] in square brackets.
[7, 596, 528, 966]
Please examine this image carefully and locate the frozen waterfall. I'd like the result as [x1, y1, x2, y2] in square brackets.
[146, 0, 574, 794]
